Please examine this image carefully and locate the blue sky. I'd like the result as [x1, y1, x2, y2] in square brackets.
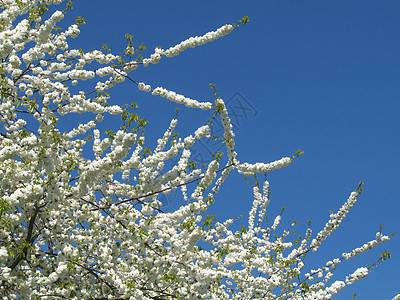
[59, 1, 399, 298]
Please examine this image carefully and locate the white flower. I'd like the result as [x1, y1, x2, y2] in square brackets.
[346, 267, 369, 284]
[143, 84, 151, 92]
[271, 215, 281, 230]
[194, 125, 210, 139]
[108, 105, 123, 115]
[96, 114, 104, 122]
[0, 247, 8, 260]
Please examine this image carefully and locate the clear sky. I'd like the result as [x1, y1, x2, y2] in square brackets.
[59, 1, 399, 298]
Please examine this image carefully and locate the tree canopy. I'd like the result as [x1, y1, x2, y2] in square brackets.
[0, 1, 397, 299]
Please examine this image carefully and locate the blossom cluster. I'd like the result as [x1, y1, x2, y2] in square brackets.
[237, 157, 292, 176]
[163, 24, 234, 58]
[139, 24, 234, 68]
[150, 85, 213, 110]
[0, 1, 395, 300]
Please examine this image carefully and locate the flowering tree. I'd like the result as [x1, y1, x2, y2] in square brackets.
[0, 1, 397, 299]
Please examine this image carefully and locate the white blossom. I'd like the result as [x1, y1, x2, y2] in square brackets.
[0, 2, 393, 299]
